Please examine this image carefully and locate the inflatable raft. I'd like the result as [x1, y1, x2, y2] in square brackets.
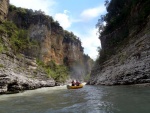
[67, 84, 83, 89]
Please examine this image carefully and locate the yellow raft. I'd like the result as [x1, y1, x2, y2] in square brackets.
[67, 84, 83, 89]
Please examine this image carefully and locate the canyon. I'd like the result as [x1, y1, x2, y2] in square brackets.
[0, 0, 93, 94]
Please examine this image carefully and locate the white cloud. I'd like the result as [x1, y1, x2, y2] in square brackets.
[64, 10, 70, 14]
[54, 10, 72, 29]
[80, 5, 106, 21]
[10, 0, 56, 15]
[75, 28, 101, 60]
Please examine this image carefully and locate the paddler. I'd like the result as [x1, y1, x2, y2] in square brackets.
[71, 80, 75, 86]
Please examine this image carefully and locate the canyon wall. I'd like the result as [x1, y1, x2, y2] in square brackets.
[0, 2, 55, 94]
[88, 0, 150, 85]
[0, 0, 9, 22]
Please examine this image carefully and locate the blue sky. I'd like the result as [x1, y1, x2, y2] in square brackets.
[10, 0, 106, 60]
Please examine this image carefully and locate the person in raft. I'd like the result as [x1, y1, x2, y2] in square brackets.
[76, 80, 80, 86]
[71, 80, 75, 86]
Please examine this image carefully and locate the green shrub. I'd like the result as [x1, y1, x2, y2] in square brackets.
[36, 59, 69, 83]
[47, 60, 56, 69]
[0, 21, 38, 54]
[84, 74, 91, 82]
[0, 64, 4, 68]
[0, 45, 4, 53]
[45, 68, 56, 78]
[45, 64, 69, 82]
[36, 59, 45, 67]
[96, 0, 149, 65]
[54, 65, 69, 82]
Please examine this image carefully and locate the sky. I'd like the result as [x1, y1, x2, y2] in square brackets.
[10, 0, 107, 60]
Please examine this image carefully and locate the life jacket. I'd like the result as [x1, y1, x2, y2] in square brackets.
[71, 81, 75, 86]
[76, 81, 80, 86]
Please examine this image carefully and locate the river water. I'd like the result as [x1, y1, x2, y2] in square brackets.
[0, 85, 150, 113]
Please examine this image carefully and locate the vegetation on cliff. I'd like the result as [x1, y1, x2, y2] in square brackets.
[9, 5, 53, 29]
[0, 21, 38, 54]
[8, 5, 84, 54]
[36, 60, 69, 83]
[64, 30, 80, 43]
[96, 0, 150, 64]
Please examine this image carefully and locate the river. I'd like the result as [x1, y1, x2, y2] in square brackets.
[0, 85, 150, 113]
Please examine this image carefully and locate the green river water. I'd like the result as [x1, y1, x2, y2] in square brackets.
[0, 85, 150, 113]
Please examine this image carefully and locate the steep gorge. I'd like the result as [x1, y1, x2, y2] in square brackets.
[7, 6, 93, 78]
[0, 1, 93, 94]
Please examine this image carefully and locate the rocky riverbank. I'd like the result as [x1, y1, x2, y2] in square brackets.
[0, 69, 55, 94]
[0, 51, 56, 94]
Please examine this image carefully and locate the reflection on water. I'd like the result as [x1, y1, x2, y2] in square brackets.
[0, 85, 150, 113]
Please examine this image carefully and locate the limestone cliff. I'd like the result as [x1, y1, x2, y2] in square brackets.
[0, 0, 9, 22]
[7, 5, 93, 78]
[88, 0, 150, 85]
[0, 2, 55, 94]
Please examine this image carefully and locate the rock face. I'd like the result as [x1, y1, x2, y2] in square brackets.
[88, 0, 150, 85]
[88, 25, 150, 85]
[8, 6, 93, 76]
[0, 36, 55, 94]
[8, 8, 85, 65]
[0, 0, 9, 22]
[0, 51, 55, 94]
[0, 5, 56, 94]
[0, 69, 55, 94]
[28, 19, 64, 65]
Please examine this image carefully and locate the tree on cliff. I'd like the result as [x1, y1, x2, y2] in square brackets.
[96, 0, 150, 64]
